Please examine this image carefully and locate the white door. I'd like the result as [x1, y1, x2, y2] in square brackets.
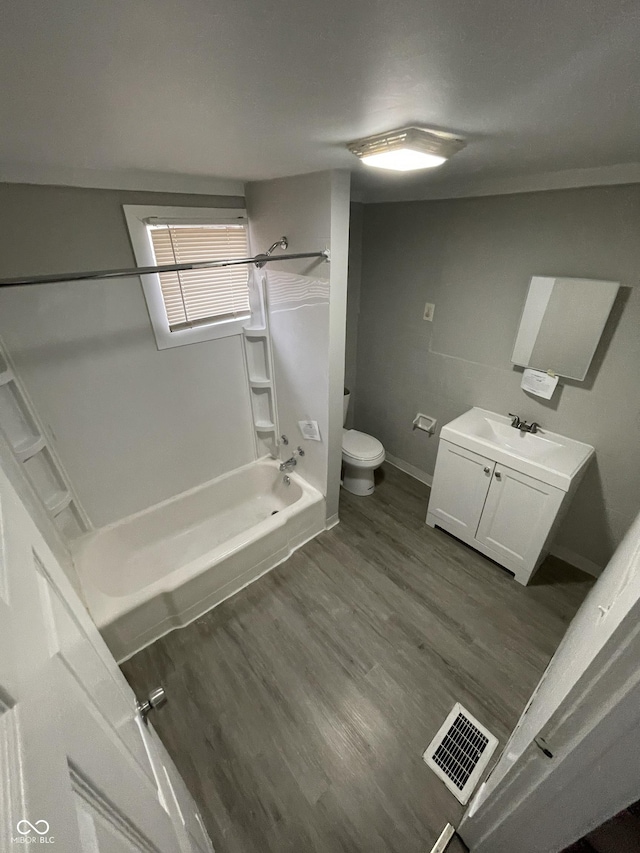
[427, 441, 494, 537]
[460, 510, 640, 853]
[0, 461, 213, 852]
[475, 464, 564, 582]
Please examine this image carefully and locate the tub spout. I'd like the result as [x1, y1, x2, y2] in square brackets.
[279, 457, 297, 472]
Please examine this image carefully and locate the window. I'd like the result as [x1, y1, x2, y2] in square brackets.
[148, 223, 250, 331]
[124, 205, 250, 349]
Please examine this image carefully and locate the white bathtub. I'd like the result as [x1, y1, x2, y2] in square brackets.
[73, 459, 325, 661]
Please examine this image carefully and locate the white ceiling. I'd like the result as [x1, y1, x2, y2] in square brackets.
[1, 0, 639, 202]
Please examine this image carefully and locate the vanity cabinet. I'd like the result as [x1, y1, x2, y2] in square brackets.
[427, 440, 566, 585]
[426, 443, 496, 539]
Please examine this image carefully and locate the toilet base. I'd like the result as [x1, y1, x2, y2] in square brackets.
[342, 463, 376, 496]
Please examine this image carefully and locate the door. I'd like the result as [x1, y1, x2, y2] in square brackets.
[149, 728, 215, 853]
[460, 510, 640, 853]
[475, 464, 564, 582]
[427, 440, 494, 538]
[0, 461, 213, 852]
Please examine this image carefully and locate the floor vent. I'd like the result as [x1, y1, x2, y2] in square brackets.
[423, 703, 498, 804]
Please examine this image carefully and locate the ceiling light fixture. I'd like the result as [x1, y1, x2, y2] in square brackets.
[348, 126, 466, 172]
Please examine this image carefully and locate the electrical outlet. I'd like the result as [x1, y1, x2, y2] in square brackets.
[423, 302, 435, 322]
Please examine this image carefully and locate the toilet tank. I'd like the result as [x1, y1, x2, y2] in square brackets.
[343, 388, 351, 427]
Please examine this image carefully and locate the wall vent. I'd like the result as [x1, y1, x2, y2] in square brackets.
[423, 703, 498, 804]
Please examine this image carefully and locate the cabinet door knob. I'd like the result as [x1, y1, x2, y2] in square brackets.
[483, 467, 491, 474]
[495, 471, 502, 480]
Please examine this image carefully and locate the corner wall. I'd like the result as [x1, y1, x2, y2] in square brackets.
[0, 183, 256, 527]
[354, 184, 640, 571]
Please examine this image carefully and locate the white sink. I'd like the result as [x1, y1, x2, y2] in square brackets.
[472, 418, 563, 462]
[441, 408, 594, 491]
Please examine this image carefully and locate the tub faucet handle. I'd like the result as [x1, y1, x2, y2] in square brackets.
[296, 446, 305, 457]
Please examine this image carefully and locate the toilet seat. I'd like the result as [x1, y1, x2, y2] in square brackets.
[342, 429, 385, 464]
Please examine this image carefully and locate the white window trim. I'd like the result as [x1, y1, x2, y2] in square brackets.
[123, 204, 249, 349]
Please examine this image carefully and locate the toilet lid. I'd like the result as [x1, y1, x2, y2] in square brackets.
[342, 429, 384, 461]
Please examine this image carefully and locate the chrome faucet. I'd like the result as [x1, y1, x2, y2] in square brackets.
[509, 413, 540, 434]
[279, 445, 305, 472]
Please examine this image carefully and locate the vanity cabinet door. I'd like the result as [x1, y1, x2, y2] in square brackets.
[427, 441, 494, 538]
[476, 464, 564, 582]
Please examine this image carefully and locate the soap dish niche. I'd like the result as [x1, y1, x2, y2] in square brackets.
[250, 387, 275, 428]
[54, 503, 85, 539]
[23, 447, 67, 508]
[0, 339, 89, 541]
[245, 337, 271, 384]
[242, 273, 279, 458]
[0, 380, 41, 452]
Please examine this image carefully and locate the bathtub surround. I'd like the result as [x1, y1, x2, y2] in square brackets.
[0, 173, 350, 659]
[246, 170, 350, 524]
[0, 183, 253, 527]
[354, 184, 640, 572]
[344, 203, 363, 428]
[0, 424, 81, 593]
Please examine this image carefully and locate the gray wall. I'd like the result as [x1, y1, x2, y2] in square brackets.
[0, 183, 255, 527]
[354, 184, 640, 571]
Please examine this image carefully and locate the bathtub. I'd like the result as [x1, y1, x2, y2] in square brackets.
[73, 459, 325, 661]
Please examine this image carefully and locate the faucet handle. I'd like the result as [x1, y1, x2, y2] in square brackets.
[508, 412, 520, 426]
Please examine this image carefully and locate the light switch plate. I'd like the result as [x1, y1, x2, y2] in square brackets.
[423, 302, 435, 321]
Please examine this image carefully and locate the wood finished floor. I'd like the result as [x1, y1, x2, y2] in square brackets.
[122, 464, 593, 853]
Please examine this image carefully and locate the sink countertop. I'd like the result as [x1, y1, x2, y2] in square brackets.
[440, 408, 594, 492]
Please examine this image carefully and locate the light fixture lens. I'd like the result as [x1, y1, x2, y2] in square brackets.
[348, 126, 465, 173]
[360, 148, 447, 171]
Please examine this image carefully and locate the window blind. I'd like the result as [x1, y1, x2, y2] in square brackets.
[148, 223, 250, 331]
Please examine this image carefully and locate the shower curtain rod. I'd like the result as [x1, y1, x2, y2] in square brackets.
[0, 249, 329, 288]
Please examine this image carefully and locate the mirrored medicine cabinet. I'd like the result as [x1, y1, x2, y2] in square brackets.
[511, 275, 620, 381]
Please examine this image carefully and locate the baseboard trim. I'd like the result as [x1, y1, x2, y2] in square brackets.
[385, 453, 433, 487]
[550, 545, 603, 578]
[325, 513, 340, 530]
[428, 823, 457, 853]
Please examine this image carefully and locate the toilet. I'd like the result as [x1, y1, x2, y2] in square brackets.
[341, 389, 385, 496]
